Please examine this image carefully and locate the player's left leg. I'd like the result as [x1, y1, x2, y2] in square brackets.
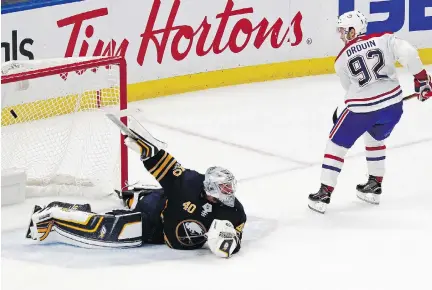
[356, 133, 386, 204]
[357, 102, 403, 204]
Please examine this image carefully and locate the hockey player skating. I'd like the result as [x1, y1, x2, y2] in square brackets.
[26, 127, 246, 258]
[308, 11, 432, 214]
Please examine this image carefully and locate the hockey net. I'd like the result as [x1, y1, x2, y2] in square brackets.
[1, 56, 128, 198]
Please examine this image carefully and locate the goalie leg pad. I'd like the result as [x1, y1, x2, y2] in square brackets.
[29, 206, 143, 248]
[46, 201, 92, 212]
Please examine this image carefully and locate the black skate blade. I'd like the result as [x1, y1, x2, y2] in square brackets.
[25, 205, 42, 239]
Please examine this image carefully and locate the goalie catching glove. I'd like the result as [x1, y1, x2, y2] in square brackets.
[207, 219, 239, 258]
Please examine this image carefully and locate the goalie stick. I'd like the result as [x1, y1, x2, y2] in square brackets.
[106, 113, 140, 140]
[106, 113, 168, 149]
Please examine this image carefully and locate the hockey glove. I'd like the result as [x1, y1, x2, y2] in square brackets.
[207, 219, 239, 258]
[124, 131, 159, 161]
[414, 70, 432, 102]
[115, 187, 160, 210]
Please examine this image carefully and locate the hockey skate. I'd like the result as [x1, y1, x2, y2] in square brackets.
[356, 175, 382, 205]
[308, 184, 333, 214]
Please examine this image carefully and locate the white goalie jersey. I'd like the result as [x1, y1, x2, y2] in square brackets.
[335, 32, 424, 113]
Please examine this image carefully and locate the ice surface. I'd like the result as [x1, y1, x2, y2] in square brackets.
[2, 66, 432, 290]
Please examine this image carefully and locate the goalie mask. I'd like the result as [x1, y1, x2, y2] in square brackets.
[203, 167, 237, 207]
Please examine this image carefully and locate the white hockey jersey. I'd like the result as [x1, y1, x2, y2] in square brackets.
[335, 32, 424, 113]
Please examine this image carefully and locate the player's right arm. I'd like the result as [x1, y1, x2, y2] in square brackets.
[390, 35, 423, 75]
[389, 35, 432, 101]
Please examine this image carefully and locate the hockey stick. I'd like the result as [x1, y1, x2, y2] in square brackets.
[106, 113, 168, 149]
[403, 91, 432, 101]
[332, 92, 426, 124]
[106, 113, 139, 140]
[403, 93, 418, 101]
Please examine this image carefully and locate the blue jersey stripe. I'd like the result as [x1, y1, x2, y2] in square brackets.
[322, 164, 341, 173]
[366, 156, 386, 161]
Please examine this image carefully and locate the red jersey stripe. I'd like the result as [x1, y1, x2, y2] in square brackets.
[324, 154, 344, 163]
[329, 109, 350, 139]
[366, 145, 387, 151]
[345, 86, 401, 104]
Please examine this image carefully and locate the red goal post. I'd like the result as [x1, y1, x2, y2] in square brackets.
[1, 56, 129, 198]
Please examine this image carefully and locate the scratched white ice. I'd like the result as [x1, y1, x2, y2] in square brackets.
[2, 66, 432, 290]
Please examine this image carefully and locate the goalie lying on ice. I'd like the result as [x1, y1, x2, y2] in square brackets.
[26, 127, 246, 259]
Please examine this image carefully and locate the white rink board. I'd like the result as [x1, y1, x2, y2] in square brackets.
[2, 0, 431, 84]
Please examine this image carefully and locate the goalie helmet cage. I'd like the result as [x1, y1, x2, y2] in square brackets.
[1, 56, 128, 198]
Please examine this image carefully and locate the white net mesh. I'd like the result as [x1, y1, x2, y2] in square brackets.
[1, 57, 126, 198]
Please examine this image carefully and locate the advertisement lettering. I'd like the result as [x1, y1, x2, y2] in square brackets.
[137, 0, 303, 65]
[57, 0, 303, 65]
[339, 0, 432, 34]
[1, 30, 34, 62]
[57, 8, 129, 58]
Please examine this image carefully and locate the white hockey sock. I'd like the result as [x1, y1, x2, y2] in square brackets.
[364, 133, 386, 177]
[320, 140, 348, 187]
